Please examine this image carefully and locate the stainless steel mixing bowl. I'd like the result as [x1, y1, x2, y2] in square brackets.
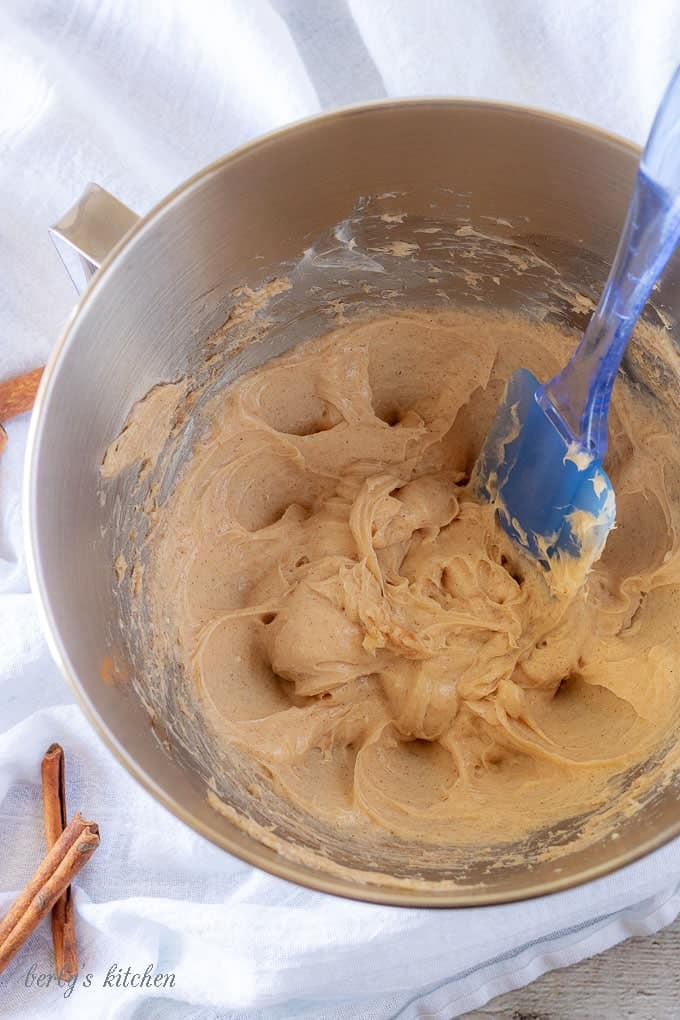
[26, 100, 680, 906]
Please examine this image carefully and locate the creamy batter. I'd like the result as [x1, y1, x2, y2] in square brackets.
[105, 307, 680, 863]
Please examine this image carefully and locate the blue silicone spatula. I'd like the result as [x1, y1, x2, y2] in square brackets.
[474, 67, 680, 579]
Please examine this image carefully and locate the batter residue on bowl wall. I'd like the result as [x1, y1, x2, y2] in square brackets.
[103, 303, 680, 878]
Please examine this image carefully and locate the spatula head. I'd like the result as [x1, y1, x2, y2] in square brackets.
[473, 369, 616, 582]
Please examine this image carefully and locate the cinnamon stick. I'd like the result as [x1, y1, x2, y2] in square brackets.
[0, 813, 99, 975]
[0, 367, 43, 422]
[41, 744, 78, 980]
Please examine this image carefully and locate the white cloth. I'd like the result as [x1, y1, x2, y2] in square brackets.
[1, 1, 679, 1016]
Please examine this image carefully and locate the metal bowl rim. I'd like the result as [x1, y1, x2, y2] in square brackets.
[25, 96, 667, 908]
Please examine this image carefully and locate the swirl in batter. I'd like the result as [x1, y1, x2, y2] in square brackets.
[110, 308, 680, 851]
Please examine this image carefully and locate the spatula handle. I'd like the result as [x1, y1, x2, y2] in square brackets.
[541, 66, 680, 458]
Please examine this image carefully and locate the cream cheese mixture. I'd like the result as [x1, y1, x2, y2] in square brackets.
[104, 307, 680, 862]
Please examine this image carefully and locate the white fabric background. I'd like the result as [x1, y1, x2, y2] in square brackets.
[1, 1, 679, 1017]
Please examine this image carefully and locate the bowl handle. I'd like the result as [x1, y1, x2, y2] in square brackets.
[49, 183, 139, 294]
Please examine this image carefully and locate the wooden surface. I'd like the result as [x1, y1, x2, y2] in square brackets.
[465, 915, 680, 1019]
